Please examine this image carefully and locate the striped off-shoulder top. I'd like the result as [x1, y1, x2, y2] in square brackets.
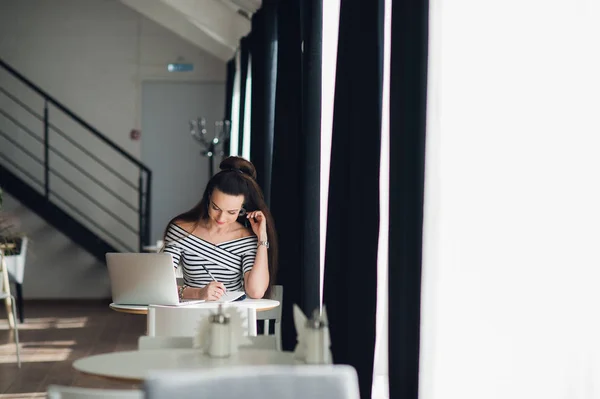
[163, 223, 257, 291]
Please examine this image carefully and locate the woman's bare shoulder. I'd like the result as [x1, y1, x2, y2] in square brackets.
[172, 220, 196, 233]
[233, 222, 255, 239]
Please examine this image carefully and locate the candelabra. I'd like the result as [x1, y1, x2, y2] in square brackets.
[190, 118, 231, 177]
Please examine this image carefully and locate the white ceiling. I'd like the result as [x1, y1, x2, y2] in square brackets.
[120, 0, 262, 61]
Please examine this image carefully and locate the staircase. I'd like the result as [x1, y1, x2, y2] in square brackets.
[0, 59, 152, 262]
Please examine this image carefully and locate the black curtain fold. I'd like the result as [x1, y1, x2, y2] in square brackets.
[270, 0, 303, 351]
[299, 0, 322, 317]
[237, 36, 251, 156]
[388, 1, 429, 399]
[223, 58, 235, 156]
[270, 0, 322, 351]
[249, 2, 278, 204]
[322, 0, 384, 398]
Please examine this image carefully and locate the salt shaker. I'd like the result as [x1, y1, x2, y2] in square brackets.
[305, 308, 331, 364]
[208, 305, 231, 358]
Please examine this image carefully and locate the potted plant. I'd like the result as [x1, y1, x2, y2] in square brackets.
[0, 187, 27, 323]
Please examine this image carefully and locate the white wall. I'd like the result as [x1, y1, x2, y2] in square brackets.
[0, 0, 226, 297]
[141, 81, 225, 244]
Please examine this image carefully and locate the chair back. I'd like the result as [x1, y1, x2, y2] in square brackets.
[0, 250, 8, 296]
[47, 385, 142, 399]
[5, 236, 28, 284]
[257, 285, 283, 321]
[256, 284, 283, 350]
[138, 335, 276, 350]
[138, 336, 194, 350]
[144, 365, 360, 399]
[147, 303, 255, 337]
[0, 244, 21, 366]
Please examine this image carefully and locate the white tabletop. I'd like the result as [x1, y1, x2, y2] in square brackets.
[73, 348, 299, 381]
[109, 298, 280, 314]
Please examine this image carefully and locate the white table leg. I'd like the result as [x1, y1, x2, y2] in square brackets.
[247, 308, 257, 336]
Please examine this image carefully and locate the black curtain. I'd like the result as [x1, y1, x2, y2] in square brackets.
[237, 36, 251, 156]
[388, 1, 429, 399]
[322, 0, 383, 398]
[270, 0, 322, 351]
[249, 1, 278, 204]
[223, 58, 235, 156]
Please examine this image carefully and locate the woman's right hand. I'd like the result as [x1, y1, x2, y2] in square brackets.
[199, 281, 226, 301]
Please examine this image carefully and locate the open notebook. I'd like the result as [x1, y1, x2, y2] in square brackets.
[176, 291, 246, 306]
[176, 298, 206, 306]
[215, 291, 246, 303]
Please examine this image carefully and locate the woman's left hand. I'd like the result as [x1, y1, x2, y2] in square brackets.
[247, 210, 267, 240]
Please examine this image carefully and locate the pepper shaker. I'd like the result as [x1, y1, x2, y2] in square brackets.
[208, 305, 231, 358]
[305, 308, 331, 364]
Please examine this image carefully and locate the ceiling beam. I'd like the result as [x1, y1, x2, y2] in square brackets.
[162, 0, 252, 50]
[219, 0, 262, 16]
[120, 0, 252, 61]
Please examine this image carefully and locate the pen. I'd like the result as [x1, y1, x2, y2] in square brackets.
[201, 264, 226, 291]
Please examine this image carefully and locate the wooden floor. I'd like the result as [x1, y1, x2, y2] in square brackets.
[0, 300, 146, 398]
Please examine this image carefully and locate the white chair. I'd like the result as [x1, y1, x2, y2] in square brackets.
[144, 365, 360, 399]
[147, 303, 257, 337]
[245, 335, 278, 350]
[138, 336, 193, 350]
[138, 335, 276, 350]
[256, 284, 283, 351]
[47, 385, 143, 399]
[0, 247, 20, 367]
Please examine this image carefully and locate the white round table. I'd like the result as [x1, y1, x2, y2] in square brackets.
[73, 348, 299, 381]
[109, 298, 280, 315]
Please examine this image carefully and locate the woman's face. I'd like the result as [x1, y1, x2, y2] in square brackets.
[208, 189, 245, 226]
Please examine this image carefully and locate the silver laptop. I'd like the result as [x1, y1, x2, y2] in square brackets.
[106, 253, 203, 306]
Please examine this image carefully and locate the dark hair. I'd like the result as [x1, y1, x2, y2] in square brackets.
[164, 156, 278, 299]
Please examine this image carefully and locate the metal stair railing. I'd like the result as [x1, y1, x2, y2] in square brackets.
[0, 58, 151, 252]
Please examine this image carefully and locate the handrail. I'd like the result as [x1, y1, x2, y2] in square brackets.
[0, 87, 43, 121]
[0, 108, 138, 212]
[0, 128, 44, 167]
[49, 169, 138, 234]
[0, 58, 150, 173]
[47, 122, 138, 190]
[51, 190, 136, 251]
[0, 153, 44, 187]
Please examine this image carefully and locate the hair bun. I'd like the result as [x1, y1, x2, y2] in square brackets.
[219, 156, 257, 180]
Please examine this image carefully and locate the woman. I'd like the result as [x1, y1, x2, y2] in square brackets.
[162, 156, 278, 300]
